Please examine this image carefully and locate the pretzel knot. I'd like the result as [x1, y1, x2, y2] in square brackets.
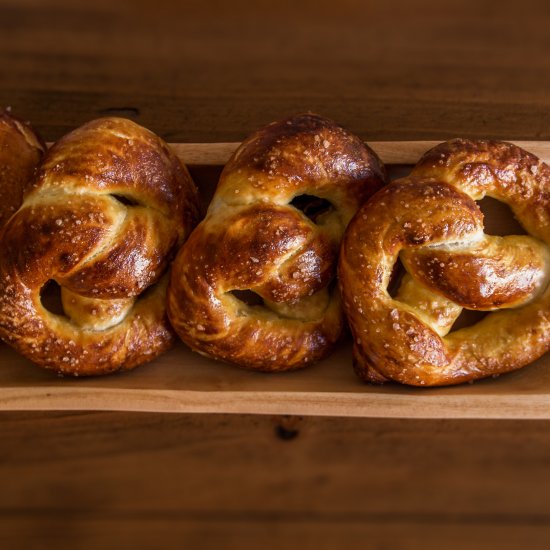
[168, 114, 386, 371]
[0, 117, 199, 375]
[340, 139, 550, 386]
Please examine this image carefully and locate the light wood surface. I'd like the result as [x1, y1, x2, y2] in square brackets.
[2, 341, 550, 418]
[2, 0, 550, 547]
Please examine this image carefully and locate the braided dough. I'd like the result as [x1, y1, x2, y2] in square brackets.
[0, 117, 199, 375]
[168, 114, 386, 371]
[339, 139, 550, 386]
[0, 109, 45, 229]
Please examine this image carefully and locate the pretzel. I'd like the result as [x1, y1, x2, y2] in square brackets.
[168, 114, 387, 371]
[0, 109, 45, 229]
[339, 139, 550, 386]
[0, 117, 199, 375]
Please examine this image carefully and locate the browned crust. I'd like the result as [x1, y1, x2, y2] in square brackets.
[413, 138, 550, 241]
[222, 113, 386, 212]
[0, 109, 45, 229]
[0, 117, 199, 376]
[339, 140, 550, 386]
[168, 113, 387, 372]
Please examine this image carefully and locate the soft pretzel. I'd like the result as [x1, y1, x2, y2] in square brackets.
[0, 117, 199, 375]
[0, 109, 45, 229]
[339, 139, 550, 386]
[168, 113, 387, 371]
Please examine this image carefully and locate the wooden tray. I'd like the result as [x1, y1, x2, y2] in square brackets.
[1, 140, 549, 418]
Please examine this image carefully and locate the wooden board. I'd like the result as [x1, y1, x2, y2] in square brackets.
[0, 141, 549, 418]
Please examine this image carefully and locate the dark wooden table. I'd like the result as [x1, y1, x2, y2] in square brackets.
[1, 1, 550, 548]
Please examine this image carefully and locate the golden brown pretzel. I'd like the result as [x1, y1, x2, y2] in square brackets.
[0, 117, 199, 375]
[339, 139, 550, 386]
[168, 113, 387, 371]
[0, 108, 45, 228]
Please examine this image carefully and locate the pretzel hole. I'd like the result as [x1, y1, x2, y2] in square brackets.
[137, 281, 160, 301]
[40, 280, 65, 316]
[230, 289, 264, 307]
[387, 257, 406, 298]
[449, 309, 488, 332]
[110, 194, 141, 207]
[478, 197, 526, 236]
[290, 195, 334, 223]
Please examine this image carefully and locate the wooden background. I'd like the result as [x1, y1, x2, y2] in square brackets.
[1, 0, 550, 547]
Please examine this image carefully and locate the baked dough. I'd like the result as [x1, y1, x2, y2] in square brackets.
[0, 117, 199, 375]
[0, 109, 45, 229]
[339, 139, 550, 386]
[168, 113, 387, 371]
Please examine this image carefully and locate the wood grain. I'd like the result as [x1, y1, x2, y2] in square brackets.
[2, 412, 550, 549]
[1, 0, 550, 144]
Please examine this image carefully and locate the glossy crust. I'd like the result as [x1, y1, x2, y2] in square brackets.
[168, 113, 387, 371]
[0, 109, 45, 228]
[339, 139, 550, 386]
[0, 117, 199, 376]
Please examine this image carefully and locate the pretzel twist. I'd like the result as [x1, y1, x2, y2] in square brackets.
[0, 117, 199, 375]
[0, 109, 45, 229]
[339, 139, 550, 386]
[168, 114, 387, 371]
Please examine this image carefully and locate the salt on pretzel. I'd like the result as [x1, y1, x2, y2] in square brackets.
[168, 113, 387, 371]
[339, 139, 550, 386]
[0, 109, 45, 229]
[0, 117, 199, 375]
